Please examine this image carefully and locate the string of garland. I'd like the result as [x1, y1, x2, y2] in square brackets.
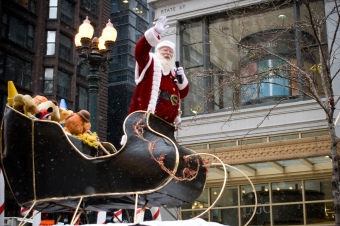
[74, 131, 100, 149]
[132, 113, 200, 182]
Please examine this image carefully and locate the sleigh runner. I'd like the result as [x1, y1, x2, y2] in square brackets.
[0, 105, 207, 213]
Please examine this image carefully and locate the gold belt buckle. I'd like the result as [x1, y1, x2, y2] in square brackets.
[170, 94, 178, 106]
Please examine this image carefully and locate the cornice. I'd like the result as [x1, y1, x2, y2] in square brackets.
[195, 136, 333, 165]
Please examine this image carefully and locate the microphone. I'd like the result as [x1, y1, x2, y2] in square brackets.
[175, 61, 183, 84]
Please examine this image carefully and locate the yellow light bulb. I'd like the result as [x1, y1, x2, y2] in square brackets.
[78, 16, 94, 39]
[102, 19, 117, 42]
[98, 36, 106, 50]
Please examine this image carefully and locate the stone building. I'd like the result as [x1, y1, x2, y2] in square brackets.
[148, 0, 339, 225]
[0, 0, 111, 139]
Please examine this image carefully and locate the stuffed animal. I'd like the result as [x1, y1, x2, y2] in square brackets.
[59, 108, 74, 125]
[64, 110, 91, 135]
[64, 110, 110, 154]
[33, 95, 48, 106]
[36, 107, 53, 120]
[13, 94, 39, 116]
[37, 100, 60, 122]
[13, 94, 25, 112]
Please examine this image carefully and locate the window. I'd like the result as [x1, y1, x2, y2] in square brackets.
[115, 25, 143, 42]
[61, 0, 74, 25]
[112, 55, 127, 71]
[110, 0, 129, 12]
[81, 0, 98, 14]
[180, 1, 327, 116]
[238, 30, 316, 105]
[108, 70, 134, 83]
[49, 0, 58, 19]
[76, 85, 88, 112]
[2, 14, 35, 49]
[46, 31, 56, 55]
[0, 52, 32, 89]
[59, 33, 72, 61]
[135, 15, 149, 33]
[181, 20, 205, 116]
[181, 179, 334, 225]
[44, 68, 54, 94]
[10, 0, 37, 13]
[133, 1, 148, 21]
[57, 70, 71, 98]
[304, 179, 333, 201]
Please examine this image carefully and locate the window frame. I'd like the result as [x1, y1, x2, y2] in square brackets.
[57, 70, 72, 99]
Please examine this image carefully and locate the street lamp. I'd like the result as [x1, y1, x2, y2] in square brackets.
[75, 16, 117, 133]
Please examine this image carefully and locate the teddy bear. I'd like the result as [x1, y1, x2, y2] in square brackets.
[64, 110, 91, 135]
[59, 107, 73, 126]
[13, 94, 39, 116]
[37, 100, 60, 122]
[64, 110, 110, 154]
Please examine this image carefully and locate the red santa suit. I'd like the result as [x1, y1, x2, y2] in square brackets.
[128, 28, 189, 125]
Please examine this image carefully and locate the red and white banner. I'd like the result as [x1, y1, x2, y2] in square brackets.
[135, 208, 145, 223]
[113, 209, 123, 223]
[32, 210, 41, 226]
[97, 211, 107, 224]
[20, 207, 31, 217]
[150, 207, 162, 221]
[135, 207, 161, 223]
[0, 169, 4, 225]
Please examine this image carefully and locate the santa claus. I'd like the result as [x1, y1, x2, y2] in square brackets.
[128, 16, 189, 126]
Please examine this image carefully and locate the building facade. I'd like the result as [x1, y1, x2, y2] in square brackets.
[148, 0, 338, 225]
[0, 0, 110, 216]
[0, 0, 110, 139]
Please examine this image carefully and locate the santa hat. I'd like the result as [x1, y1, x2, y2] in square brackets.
[155, 40, 175, 53]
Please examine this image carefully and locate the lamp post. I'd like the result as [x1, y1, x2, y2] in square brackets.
[75, 16, 117, 133]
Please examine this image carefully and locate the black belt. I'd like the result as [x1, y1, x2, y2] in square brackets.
[159, 90, 178, 106]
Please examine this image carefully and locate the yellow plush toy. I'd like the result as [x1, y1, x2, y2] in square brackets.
[13, 94, 25, 112]
[13, 94, 39, 116]
[59, 108, 73, 125]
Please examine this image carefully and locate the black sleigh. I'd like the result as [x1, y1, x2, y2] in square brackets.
[0, 105, 206, 214]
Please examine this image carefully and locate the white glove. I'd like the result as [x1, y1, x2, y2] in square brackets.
[176, 67, 184, 76]
[154, 16, 168, 35]
[175, 66, 188, 89]
[175, 67, 185, 84]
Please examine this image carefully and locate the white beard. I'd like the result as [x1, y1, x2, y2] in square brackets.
[156, 51, 175, 75]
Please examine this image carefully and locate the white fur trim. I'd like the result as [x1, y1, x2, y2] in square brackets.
[174, 115, 181, 126]
[156, 40, 175, 52]
[145, 28, 160, 47]
[176, 74, 189, 90]
[134, 53, 162, 114]
[147, 53, 162, 113]
[135, 54, 153, 85]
